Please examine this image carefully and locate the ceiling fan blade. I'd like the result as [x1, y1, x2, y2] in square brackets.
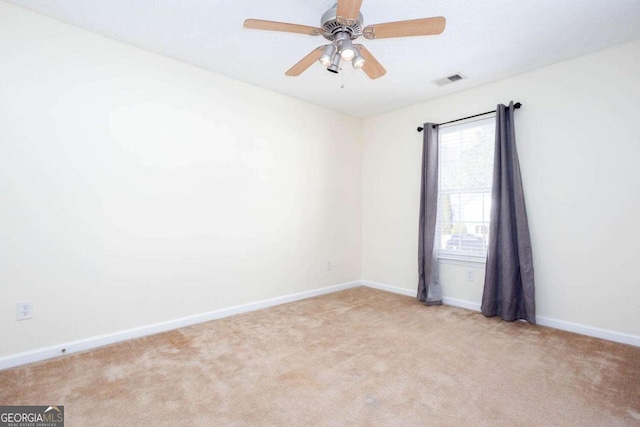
[336, 0, 364, 21]
[285, 46, 325, 76]
[363, 17, 445, 39]
[244, 19, 323, 36]
[355, 45, 386, 79]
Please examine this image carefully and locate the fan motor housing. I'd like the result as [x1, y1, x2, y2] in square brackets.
[320, 5, 364, 40]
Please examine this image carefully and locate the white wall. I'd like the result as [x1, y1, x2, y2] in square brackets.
[363, 39, 640, 337]
[0, 3, 362, 357]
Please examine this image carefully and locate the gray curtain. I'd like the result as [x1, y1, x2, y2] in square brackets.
[418, 123, 442, 306]
[481, 102, 535, 324]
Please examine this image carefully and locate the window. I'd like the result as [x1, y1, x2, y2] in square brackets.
[437, 117, 495, 261]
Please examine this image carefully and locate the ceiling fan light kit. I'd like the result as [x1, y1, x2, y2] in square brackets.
[336, 33, 356, 61]
[328, 52, 341, 74]
[319, 44, 336, 67]
[243, 0, 445, 80]
[352, 48, 365, 69]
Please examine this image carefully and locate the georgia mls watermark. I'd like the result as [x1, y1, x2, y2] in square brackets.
[0, 406, 64, 427]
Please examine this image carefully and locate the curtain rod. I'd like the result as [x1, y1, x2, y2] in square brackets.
[416, 102, 522, 132]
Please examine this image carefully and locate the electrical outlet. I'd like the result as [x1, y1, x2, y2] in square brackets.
[325, 260, 332, 271]
[17, 301, 33, 320]
[466, 269, 475, 282]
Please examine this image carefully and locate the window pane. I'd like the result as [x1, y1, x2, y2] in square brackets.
[439, 192, 490, 254]
[457, 193, 483, 222]
[440, 122, 495, 191]
[483, 192, 492, 221]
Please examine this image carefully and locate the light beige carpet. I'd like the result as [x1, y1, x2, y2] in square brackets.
[1, 287, 639, 426]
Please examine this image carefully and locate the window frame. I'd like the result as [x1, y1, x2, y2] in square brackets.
[436, 115, 496, 265]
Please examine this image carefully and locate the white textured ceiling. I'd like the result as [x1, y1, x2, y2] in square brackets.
[4, 0, 640, 117]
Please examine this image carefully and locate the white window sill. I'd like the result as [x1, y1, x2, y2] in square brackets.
[437, 252, 486, 267]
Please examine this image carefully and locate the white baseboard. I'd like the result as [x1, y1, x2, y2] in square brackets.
[535, 316, 640, 347]
[361, 280, 415, 297]
[362, 280, 481, 311]
[362, 280, 640, 347]
[3, 279, 638, 370]
[0, 281, 361, 371]
[441, 296, 482, 312]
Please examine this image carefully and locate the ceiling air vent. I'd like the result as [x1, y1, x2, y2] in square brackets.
[433, 73, 466, 86]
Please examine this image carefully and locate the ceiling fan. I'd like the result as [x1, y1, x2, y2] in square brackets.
[243, 0, 445, 79]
